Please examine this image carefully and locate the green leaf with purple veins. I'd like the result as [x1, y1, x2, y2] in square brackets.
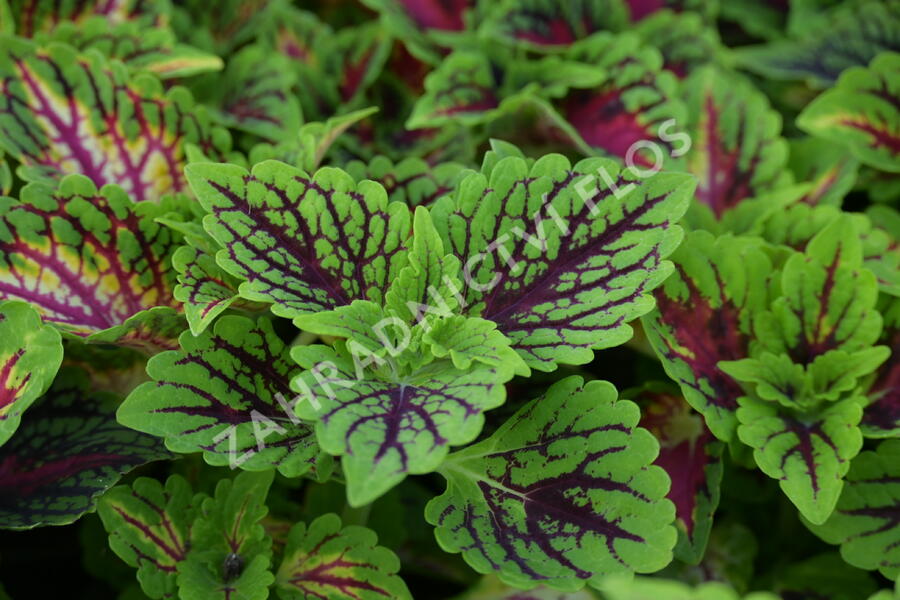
[483, 0, 628, 49]
[0, 36, 231, 201]
[0, 0, 169, 37]
[680, 67, 790, 221]
[430, 153, 693, 371]
[275, 513, 412, 600]
[641, 231, 772, 441]
[344, 155, 466, 207]
[734, 1, 900, 86]
[630, 385, 723, 565]
[35, 16, 223, 79]
[118, 316, 329, 477]
[754, 221, 882, 362]
[98, 475, 205, 600]
[292, 339, 509, 506]
[172, 245, 265, 336]
[193, 43, 301, 143]
[0, 175, 189, 350]
[427, 376, 676, 591]
[0, 300, 62, 447]
[807, 439, 900, 579]
[178, 471, 275, 600]
[185, 160, 411, 321]
[734, 394, 863, 525]
[118, 315, 326, 478]
[798, 52, 900, 174]
[0, 366, 171, 530]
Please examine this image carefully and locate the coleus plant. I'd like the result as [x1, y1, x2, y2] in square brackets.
[0, 1, 898, 599]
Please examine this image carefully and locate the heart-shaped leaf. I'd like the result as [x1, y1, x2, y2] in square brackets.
[427, 376, 676, 591]
[431, 153, 693, 371]
[0, 366, 171, 529]
[275, 513, 412, 600]
[0, 300, 62, 447]
[0, 36, 230, 201]
[118, 315, 325, 477]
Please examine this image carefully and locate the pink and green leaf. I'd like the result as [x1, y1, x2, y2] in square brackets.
[0, 0, 168, 38]
[681, 67, 789, 220]
[797, 52, 900, 174]
[807, 439, 900, 580]
[0, 366, 171, 529]
[118, 315, 325, 478]
[0, 300, 61, 447]
[431, 153, 694, 371]
[275, 513, 412, 600]
[556, 33, 686, 167]
[98, 475, 204, 600]
[427, 376, 676, 590]
[0, 175, 188, 349]
[641, 231, 771, 441]
[0, 36, 230, 201]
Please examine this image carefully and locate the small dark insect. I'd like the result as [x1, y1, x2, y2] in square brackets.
[222, 552, 244, 582]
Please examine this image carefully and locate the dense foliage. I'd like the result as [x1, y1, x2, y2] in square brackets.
[0, 1, 898, 599]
